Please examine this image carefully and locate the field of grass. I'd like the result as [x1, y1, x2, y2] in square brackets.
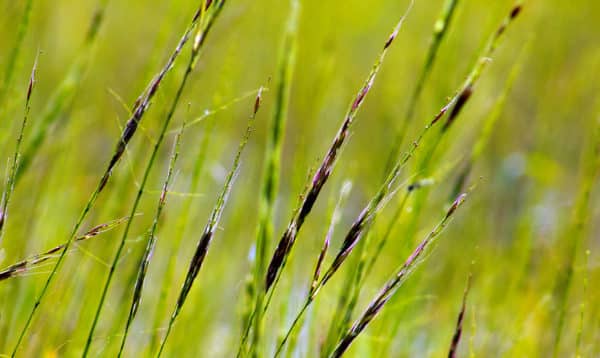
[0, 0, 599, 356]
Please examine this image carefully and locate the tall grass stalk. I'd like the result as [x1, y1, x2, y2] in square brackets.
[157, 86, 264, 356]
[117, 118, 187, 356]
[247, 1, 299, 356]
[149, 89, 261, 352]
[11, 2, 211, 355]
[448, 273, 473, 358]
[323, 5, 522, 348]
[384, 0, 460, 174]
[330, 193, 468, 357]
[264, 0, 414, 310]
[551, 112, 600, 357]
[400, 3, 522, 246]
[0, 52, 38, 244]
[81, 2, 226, 355]
[274, 39, 488, 351]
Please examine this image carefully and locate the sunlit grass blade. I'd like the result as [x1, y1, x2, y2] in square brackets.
[330, 193, 468, 357]
[81, 2, 227, 355]
[157, 86, 264, 357]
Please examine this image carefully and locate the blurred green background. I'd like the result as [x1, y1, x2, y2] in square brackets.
[0, 0, 599, 356]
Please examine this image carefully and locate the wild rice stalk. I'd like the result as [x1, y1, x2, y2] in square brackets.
[247, 1, 299, 356]
[264, 0, 415, 305]
[117, 119, 187, 356]
[0, 51, 39, 244]
[157, 87, 264, 357]
[384, 0, 461, 174]
[448, 273, 473, 358]
[81, 2, 226, 355]
[330, 193, 468, 357]
[11, 2, 212, 355]
[0, 217, 130, 282]
[15, 0, 110, 182]
[551, 112, 600, 357]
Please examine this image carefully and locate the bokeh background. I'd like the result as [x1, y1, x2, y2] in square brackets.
[0, 0, 599, 356]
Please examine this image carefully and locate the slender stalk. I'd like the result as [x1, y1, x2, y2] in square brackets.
[448, 273, 473, 358]
[0, 51, 39, 244]
[81, 3, 226, 355]
[330, 193, 468, 357]
[384, 0, 461, 174]
[117, 119, 187, 356]
[264, 0, 415, 312]
[551, 110, 600, 357]
[157, 86, 264, 357]
[150, 89, 257, 353]
[247, 1, 299, 356]
[11, 3, 207, 355]
[280, 5, 522, 351]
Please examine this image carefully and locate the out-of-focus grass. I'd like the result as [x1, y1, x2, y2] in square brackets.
[0, 0, 599, 356]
